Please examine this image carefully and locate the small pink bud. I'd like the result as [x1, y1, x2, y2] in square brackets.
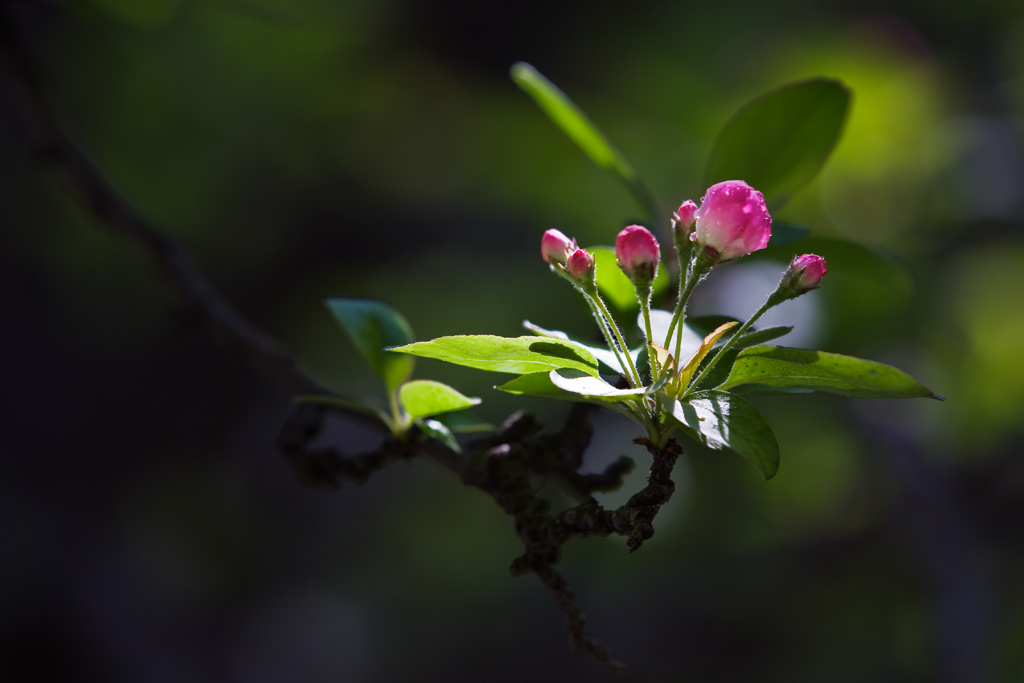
[673, 200, 698, 239]
[615, 225, 660, 284]
[787, 253, 827, 292]
[565, 248, 596, 282]
[541, 229, 577, 266]
[693, 180, 772, 263]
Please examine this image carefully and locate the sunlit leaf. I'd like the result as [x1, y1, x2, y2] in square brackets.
[670, 392, 780, 479]
[325, 298, 415, 393]
[548, 369, 647, 401]
[677, 322, 739, 394]
[716, 346, 943, 399]
[523, 320, 637, 375]
[648, 309, 703, 360]
[391, 335, 601, 377]
[398, 380, 481, 420]
[591, 246, 668, 310]
[706, 78, 851, 208]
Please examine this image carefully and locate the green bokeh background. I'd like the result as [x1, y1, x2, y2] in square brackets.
[2, 0, 1024, 680]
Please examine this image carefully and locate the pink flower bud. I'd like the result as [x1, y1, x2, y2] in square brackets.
[673, 200, 698, 239]
[541, 229, 577, 266]
[565, 248, 596, 282]
[693, 180, 771, 262]
[786, 253, 827, 293]
[615, 225, 660, 284]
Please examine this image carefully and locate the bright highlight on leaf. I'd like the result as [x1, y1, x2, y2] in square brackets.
[676, 321, 739, 396]
[548, 369, 648, 400]
[399, 380, 481, 420]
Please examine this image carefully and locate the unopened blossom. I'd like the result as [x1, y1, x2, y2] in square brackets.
[673, 200, 698, 240]
[782, 253, 827, 295]
[615, 225, 660, 285]
[565, 248, 596, 283]
[693, 180, 771, 262]
[541, 229, 577, 266]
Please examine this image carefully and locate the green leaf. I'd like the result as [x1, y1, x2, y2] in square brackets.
[734, 326, 793, 349]
[706, 78, 851, 208]
[497, 372, 636, 410]
[592, 246, 668, 310]
[391, 335, 601, 377]
[523, 320, 636, 375]
[670, 392, 780, 479]
[398, 380, 482, 420]
[510, 62, 657, 220]
[716, 346, 943, 399]
[548, 369, 648, 401]
[417, 418, 461, 453]
[326, 298, 415, 393]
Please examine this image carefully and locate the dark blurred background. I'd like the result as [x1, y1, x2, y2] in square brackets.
[2, 0, 1024, 681]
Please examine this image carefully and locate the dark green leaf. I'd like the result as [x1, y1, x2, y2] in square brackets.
[398, 380, 481, 420]
[391, 335, 600, 377]
[670, 392, 780, 479]
[706, 78, 851, 208]
[734, 326, 793, 349]
[591, 246, 668, 311]
[417, 418, 461, 453]
[510, 62, 658, 220]
[326, 298, 415, 393]
[716, 346, 942, 399]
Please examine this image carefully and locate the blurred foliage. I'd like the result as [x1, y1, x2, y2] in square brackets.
[4, 0, 1024, 681]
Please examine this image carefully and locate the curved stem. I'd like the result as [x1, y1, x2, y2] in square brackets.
[589, 292, 643, 389]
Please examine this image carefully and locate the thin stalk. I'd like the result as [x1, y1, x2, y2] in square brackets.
[638, 287, 657, 381]
[582, 295, 632, 384]
[682, 296, 774, 398]
[589, 292, 643, 389]
[663, 267, 701, 354]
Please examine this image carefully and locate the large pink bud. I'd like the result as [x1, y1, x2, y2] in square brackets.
[615, 225, 660, 285]
[693, 180, 771, 262]
[565, 248, 596, 283]
[541, 229, 576, 266]
[673, 200, 698, 240]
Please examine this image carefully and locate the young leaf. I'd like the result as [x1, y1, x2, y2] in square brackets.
[706, 78, 851, 208]
[417, 418, 461, 453]
[391, 335, 601, 377]
[398, 380, 482, 420]
[326, 298, 415, 393]
[670, 392, 780, 479]
[510, 62, 658, 220]
[676, 322, 739, 395]
[548, 369, 648, 401]
[648, 309, 703, 360]
[716, 346, 943, 399]
[591, 246, 668, 310]
[734, 326, 793, 349]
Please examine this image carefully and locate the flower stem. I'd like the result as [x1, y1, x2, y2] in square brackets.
[588, 291, 643, 389]
[681, 296, 774, 398]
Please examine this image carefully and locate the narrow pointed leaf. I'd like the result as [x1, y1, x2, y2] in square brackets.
[326, 298, 415, 392]
[734, 326, 793, 349]
[592, 246, 668, 310]
[434, 411, 494, 434]
[716, 346, 942, 399]
[398, 380, 481, 420]
[391, 335, 601, 377]
[648, 309, 703, 360]
[706, 78, 851, 208]
[677, 322, 739, 393]
[670, 392, 780, 479]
